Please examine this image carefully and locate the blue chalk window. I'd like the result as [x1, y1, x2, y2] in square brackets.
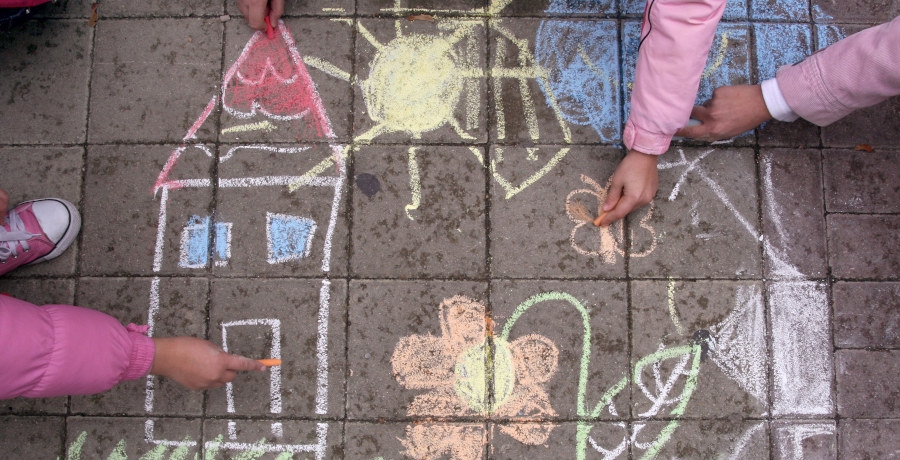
[266, 212, 317, 264]
[179, 215, 232, 268]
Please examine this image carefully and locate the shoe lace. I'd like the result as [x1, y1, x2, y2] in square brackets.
[0, 209, 39, 262]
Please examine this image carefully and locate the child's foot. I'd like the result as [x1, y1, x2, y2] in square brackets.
[0, 198, 81, 276]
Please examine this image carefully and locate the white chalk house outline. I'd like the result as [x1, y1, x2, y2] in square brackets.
[646, 149, 835, 458]
[142, 24, 344, 459]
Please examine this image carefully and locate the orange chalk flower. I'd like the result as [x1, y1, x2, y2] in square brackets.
[391, 296, 559, 459]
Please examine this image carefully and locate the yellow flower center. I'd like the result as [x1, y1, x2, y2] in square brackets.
[454, 338, 516, 414]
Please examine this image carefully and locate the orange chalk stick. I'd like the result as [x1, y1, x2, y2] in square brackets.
[258, 358, 282, 367]
[593, 210, 610, 227]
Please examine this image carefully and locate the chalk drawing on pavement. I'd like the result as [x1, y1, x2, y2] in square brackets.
[143, 22, 343, 459]
[391, 296, 560, 457]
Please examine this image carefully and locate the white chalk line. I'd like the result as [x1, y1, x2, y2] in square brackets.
[144, 420, 328, 457]
[152, 188, 170, 273]
[315, 279, 331, 415]
[143, 277, 162, 413]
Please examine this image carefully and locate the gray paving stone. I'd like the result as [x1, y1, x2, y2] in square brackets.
[81, 144, 214, 276]
[66, 417, 201, 459]
[823, 99, 900, 149]
[833, 282, 900, 349]
[751, 0, 809, 20]
[631, 148, 763, 279]
[490, 146, 626, 278]
[0, 416, 64, 458]
[98, 0, 221, 18]
[824, 149, 900, 213]
[632, 280, 769, 418]
[206, 278, 346, 419]
[812, 0, 900, 23]
[70, 277, 208, 416]
[488, 422, 630, 459]
[758, 119, 820, 149]
[346, 280, 488, 419]
[345, 421, 450, 459]
[89, 19, 223, 143]
[827, 215, 900, 280]
[760, 149, 827, 279]
[32, 0, 92, 19]
[351, 145, 486, 278]
[836, 350, 900, 418]
[838, 419, 900, 460]
[0, 20, 91, 145]
[344, 422, 400, 458]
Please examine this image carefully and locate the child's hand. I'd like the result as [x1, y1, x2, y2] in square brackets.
[676, 85, 773, 142]
[236, 0, 284, 31]
[598, 150, 658, 227]
[150, 337, 265, 390]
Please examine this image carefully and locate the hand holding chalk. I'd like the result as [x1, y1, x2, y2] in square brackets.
[258, 358, 281, 367]
[597, 150, 658, 227]
[235, 0, 284, 33]
[150, 337, 265, 391]
[593, 201, 617, 227]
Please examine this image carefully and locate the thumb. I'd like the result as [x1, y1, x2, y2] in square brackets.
[603, 183, 622, 212]
[225, 354, 266, 372]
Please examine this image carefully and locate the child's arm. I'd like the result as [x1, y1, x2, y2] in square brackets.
[602, 0, 727, 225]
[0, 295, 262, 400]
[0, 295, 154, 399]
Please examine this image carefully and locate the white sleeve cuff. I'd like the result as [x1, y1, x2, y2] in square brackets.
[761, 78, 800, 122]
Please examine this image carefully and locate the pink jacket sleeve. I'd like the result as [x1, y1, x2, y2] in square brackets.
[0, 295, 155, 399]
[0, 0, 51, 7]
[624, 0, 727, 155]
[777, 15, 900, 127]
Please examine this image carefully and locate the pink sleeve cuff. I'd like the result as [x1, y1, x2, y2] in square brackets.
[123, 324, 155, 381]
[623, 119, 673, 155]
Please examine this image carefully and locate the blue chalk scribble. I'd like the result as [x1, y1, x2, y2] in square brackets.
[535, 19, 621, 142]
[755, 23, 812, 81]
[751, 0, 809, 21]
[545, 0, 615, 14]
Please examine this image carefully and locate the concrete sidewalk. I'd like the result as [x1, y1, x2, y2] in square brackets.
[1, 1, 898, 458]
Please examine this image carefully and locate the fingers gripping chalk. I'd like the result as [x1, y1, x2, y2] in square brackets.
[258, 358, 282, 367]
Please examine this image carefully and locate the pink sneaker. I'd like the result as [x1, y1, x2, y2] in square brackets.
[0, 198, 81, 276]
